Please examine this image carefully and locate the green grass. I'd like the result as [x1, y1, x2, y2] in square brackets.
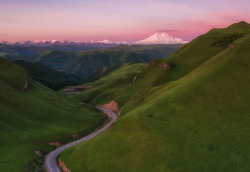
[85, 64, 123, 82]
[0, 58, 27, 90]
[72, 59, 180, 116]
[0, 58, 107, 171]
[15, 60, 78, 90]
[73, 21, 250, 115]
[72, 63, 147, 105]
[61, 21, 250, 171]
[71, 44, 182, 81]
[4, 44, 183, 82]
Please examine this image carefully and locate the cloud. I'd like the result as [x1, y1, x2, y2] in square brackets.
[212, 9, 250, 23]
[156, 29, 181, 33]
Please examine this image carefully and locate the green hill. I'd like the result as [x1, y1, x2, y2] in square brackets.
[60, 21, 250, 171]
[0, 58, 107, 171]
[0, 43, 118, 58]
[85, 64, 123, 82]
[65, 44, 183, 81]
[0, 45, 44, 57]
[15, 60, 78, 90]
[5, 44, 183, 82]
[64, 22, 250, 110]
[108, 44, 183, 58]
[34, 50, 74, 71]
[65, 50, 145, 81]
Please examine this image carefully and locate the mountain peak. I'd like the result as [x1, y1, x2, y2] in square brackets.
[134, 33, 188, 45]
[227, 21, 250, 29]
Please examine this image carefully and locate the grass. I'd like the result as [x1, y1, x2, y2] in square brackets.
[0, 58, 107, 171]
[72, 21, 250, 115]
[4, 44, 183, 82]
[61, 21, 250, 171]
[65, 47, 173, 81]
[72, 63, 147, 105]
[15, 60, 78, 90]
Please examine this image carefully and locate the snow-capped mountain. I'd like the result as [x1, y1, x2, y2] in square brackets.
[2, 40, 81, 46]
[134, 33, 188, 44]
[0, 33, 188, 46]
[0, 40, 123, 46]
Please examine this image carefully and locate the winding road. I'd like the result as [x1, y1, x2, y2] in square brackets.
[45, 107, 117, 172]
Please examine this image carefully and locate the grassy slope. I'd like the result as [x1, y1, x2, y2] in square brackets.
[15, 60, 78, 90]
[72, 63, 147, 105]
[35, 50, 74, 71]
[83, 44, 186, 83]
[63, 44, 183, 81]
[74, 21, 250, 114]
[106, 44, 183, 59]
[0, 45, 44, 57]
[0, 58, 106, 171]
[61, 22, 250, 171]
[84, 64, 123, 82]
[4, 44, 183, 82]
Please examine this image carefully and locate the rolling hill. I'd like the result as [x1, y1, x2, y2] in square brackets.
[0, 58, 107, 171]
[34, 50, 75, 71]
[4, 44, 183, 82]
[0, 43, 118, 57]
[84, 64, 123, 82]
[60, 21, 250, 171]
[0, 45, 44, 57]
[65, 44, 183, 81]
[15, 60, 79, 90]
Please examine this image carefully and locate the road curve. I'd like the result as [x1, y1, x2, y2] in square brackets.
[45, 107, 117, 172]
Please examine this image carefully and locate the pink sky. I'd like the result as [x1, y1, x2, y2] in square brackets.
[0, 0, 250, 42]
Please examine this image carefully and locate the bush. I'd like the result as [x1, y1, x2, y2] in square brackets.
[212, 32, 244, 48]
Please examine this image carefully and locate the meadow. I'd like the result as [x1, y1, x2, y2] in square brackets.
[0, 58, 107, 171]
[61, 21, 250, 171]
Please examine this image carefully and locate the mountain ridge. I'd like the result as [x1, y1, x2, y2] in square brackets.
[60, 21, 250, 172]
[1, 33, 188, 46]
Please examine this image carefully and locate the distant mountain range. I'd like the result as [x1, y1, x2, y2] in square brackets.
[0, 33, 188, 46]
[0, 40, 121, 47]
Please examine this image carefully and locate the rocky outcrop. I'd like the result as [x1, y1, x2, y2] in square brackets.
[62, 86, 92, 95]
[147, 61, 156, 68]
[159, 61, 171, 70]
[71, 133, 79, 139]
[34, 150, 45, 157]
[128, 71, 142, 87]
[132, 74, 138, 83]
[22, 72, 29, 91]
[49, 141, 61, 147]
[97, 101, 120, 115]
[59, 158, 71, 172]
[229, 43, 234, 48]
[147, 60, 171, 71]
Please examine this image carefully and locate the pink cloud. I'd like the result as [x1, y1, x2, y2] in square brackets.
[1, 0, 250, 42]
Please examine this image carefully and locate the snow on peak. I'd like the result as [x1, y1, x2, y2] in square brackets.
[134, 33, 188, 44]
[99, 40, 113, 44]
[1, 34, 188, 46]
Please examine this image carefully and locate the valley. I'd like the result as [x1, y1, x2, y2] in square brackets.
[45, 107, 118, 172]
[0, 58, 107, 171]
[0, 37, 184, 172]
[0, 21, 249, 172]
[59, 21, 250, 171]
[2, 44, 183, 82]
